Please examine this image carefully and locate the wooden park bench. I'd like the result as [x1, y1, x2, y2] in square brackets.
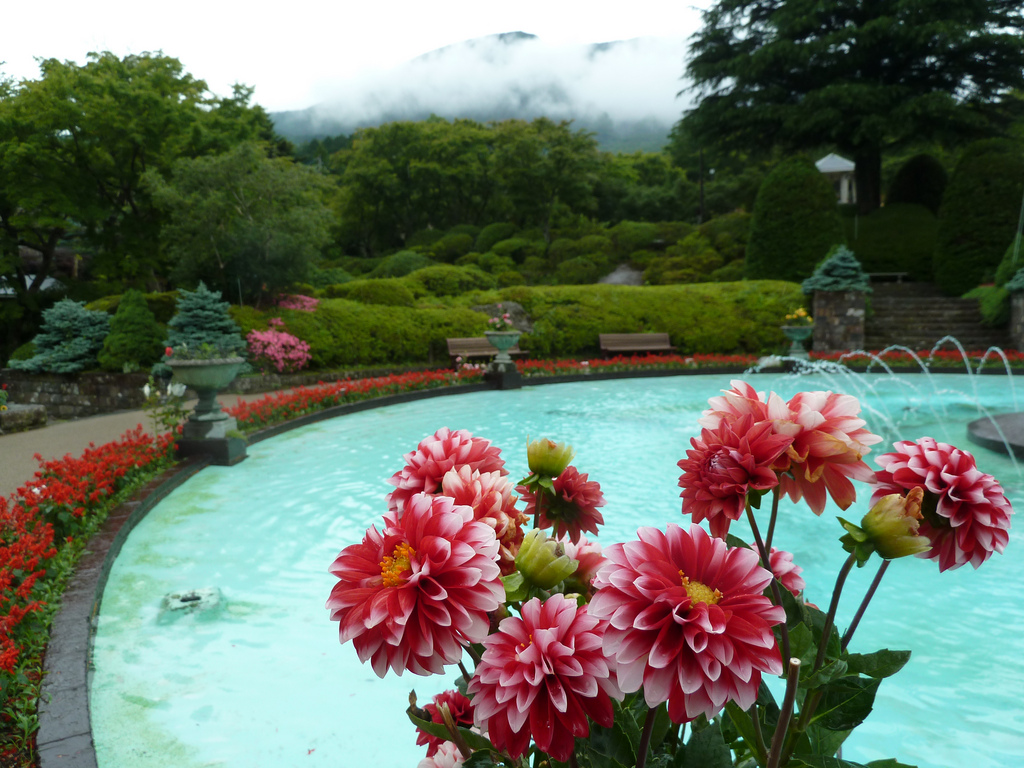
[446, 337, 528, 366]
[598, 333, 677, 357]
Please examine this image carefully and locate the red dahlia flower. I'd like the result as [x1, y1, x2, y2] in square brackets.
[773, 390, 881, 515]
[872, 437, 1013, 571]
[387, 428, 506, 517]
[589, 523, 784, 724]
[769, 547, 806, 596]
[327, 493, 504, 676]
[415, 689, 476, 757]
[518, 465, 605, 544]
[441, 466, 527, 575]
[468, 594, 620, 762]
[677, 415, 793, 538]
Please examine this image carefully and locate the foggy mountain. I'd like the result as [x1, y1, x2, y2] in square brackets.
[270, 32, 695, 152]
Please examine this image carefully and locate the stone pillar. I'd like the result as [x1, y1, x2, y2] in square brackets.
[1010, 292, 1024, 350]
[812, 290, 865, 352]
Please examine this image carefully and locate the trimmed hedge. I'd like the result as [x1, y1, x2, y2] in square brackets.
[97, 289, 165, 371]
[405, 265, 498, 297]
[841, 203, 937, 281]
[746, 156, 844, 283]
[322, 278, 417, 306]
[934, 139, 1024, 296]
[85, 291, 179, 324]
[268, 299, 488, 367]
[487, 281, 803, 358]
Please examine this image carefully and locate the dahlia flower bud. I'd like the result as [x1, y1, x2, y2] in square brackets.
[840, 487, 929, 562]
[526, 437, 575, 478]
[515, 528, 578, 589]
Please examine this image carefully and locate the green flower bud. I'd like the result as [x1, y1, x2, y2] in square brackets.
[515, 528, 579, 589]
[862, 487, 931, 560]
[527, 438, 575, 478]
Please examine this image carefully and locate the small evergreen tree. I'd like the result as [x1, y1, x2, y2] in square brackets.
[9, 299, 110, 373]
[802, 245, 872, 294]
[934, 139, 1024, 296]
[746, 157, 845, 283]
[98, 289, 165, 371]
[165, 282, 247, 356]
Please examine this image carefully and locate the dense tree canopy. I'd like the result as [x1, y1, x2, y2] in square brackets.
[683, 0, 1024, 213]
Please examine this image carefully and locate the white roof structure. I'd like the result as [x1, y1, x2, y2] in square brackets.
[0, 274, 66, 297]
[815, 153, 856, 173]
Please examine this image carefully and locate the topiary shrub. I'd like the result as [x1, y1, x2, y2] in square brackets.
[475, 253, 518, 275]
[475, 223, 517, 254]
[308, 265, 354, 288]
[886, 153, 948, 215]
[554, 256, 604, 285]
[369, 250, 436, 279]
[709, 259, 746, 282]
[406, 265, 497, 296]
[9, 299, 110, 373]
[322, 278, 417, 306]
[698, 212, 751, 264]
[643, 234, 723, 285]
[496, 271, 526, 287]
[97, 289, 165, 372]
[165, 282, 247, 356]
[86, 291, 179, 324]
[935, 139, 1024, 296]
[491, 237, 542, 264]
[429, 233, 475, 263]
[608, 221, 661, 260]
[746, 156, 845, 283]
[801, 245, 872, 294]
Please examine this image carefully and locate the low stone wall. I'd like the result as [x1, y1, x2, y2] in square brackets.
[0, 403, 47, 433]
[812, 290, 865, 352]
[222, 364, 438, 395]
[0, 370, 149, 420]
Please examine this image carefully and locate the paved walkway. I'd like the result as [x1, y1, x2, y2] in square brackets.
[0, 394, 250, 500]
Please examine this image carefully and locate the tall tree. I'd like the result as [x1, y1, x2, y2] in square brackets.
[683, 0, 1024, 213]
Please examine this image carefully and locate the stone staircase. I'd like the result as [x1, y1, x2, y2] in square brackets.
[863, 282, 1012, 351]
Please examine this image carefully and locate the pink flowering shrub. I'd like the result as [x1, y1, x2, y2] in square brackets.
[246, 327, 312, 373]
[326, 381, 1012, 768]
[277, 294, 319, 312]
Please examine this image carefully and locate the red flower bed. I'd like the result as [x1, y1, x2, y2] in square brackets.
[516, 353, 760, 377]
[226, 369, 486, 432]
[1, 427, 171, 681]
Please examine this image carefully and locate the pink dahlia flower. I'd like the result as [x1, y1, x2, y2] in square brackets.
[327, 493, 504, 676]
[560, 533, 608, 596]
[872, 437, 1013, 571]
[769, 547, 806, 596]
[700, 379, 776, 426]
[417, 741, 464, 768]
[387, 428, 506, 517]
[677, 415, 794, 538]
[519, 465, 606, 544]
[589, 523, 784, 724]
[468, 594, 620, 762]
[441, 467, 527, 575]
[773, 390, 881, 515]
[416, 689, 476, 757]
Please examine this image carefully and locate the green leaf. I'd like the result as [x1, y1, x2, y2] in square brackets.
[676, 720, 733, 768]
[866, 760, 918, 768]
[790, 756, 869, 767]
[405, 710, 495, 753]
[463, 751, 499, 767]
[804, 723, 852, 758]
[802, 658, 849, 689]
[810, 677, 881, 731]
[502, 572, 529, 602]
[844, 650, 911, 679]
[788, 622, 816, 665]
[723, 702, 763, 764]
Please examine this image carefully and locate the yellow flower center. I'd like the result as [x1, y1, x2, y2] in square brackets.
[680, 572, 722, 606]
[380, 542, 415, 587]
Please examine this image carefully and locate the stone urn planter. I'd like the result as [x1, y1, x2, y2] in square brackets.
[166, 357, 247, 464]
[781, 325, 814, 359]
[484, 331, 521, 367]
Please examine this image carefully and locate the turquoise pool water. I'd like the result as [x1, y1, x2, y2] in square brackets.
[90, 372, 1024, 767]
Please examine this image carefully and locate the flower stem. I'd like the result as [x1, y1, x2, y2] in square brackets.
[812, 553, 857, 674]
[766, 658, 801, 768]
[636, 707, 658, 768]
[746, 502, 790, 664]
[764, 486, 781, 554]
[842, 559, 890, 651]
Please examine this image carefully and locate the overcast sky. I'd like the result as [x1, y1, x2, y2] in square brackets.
[3, 0, 710, 112]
